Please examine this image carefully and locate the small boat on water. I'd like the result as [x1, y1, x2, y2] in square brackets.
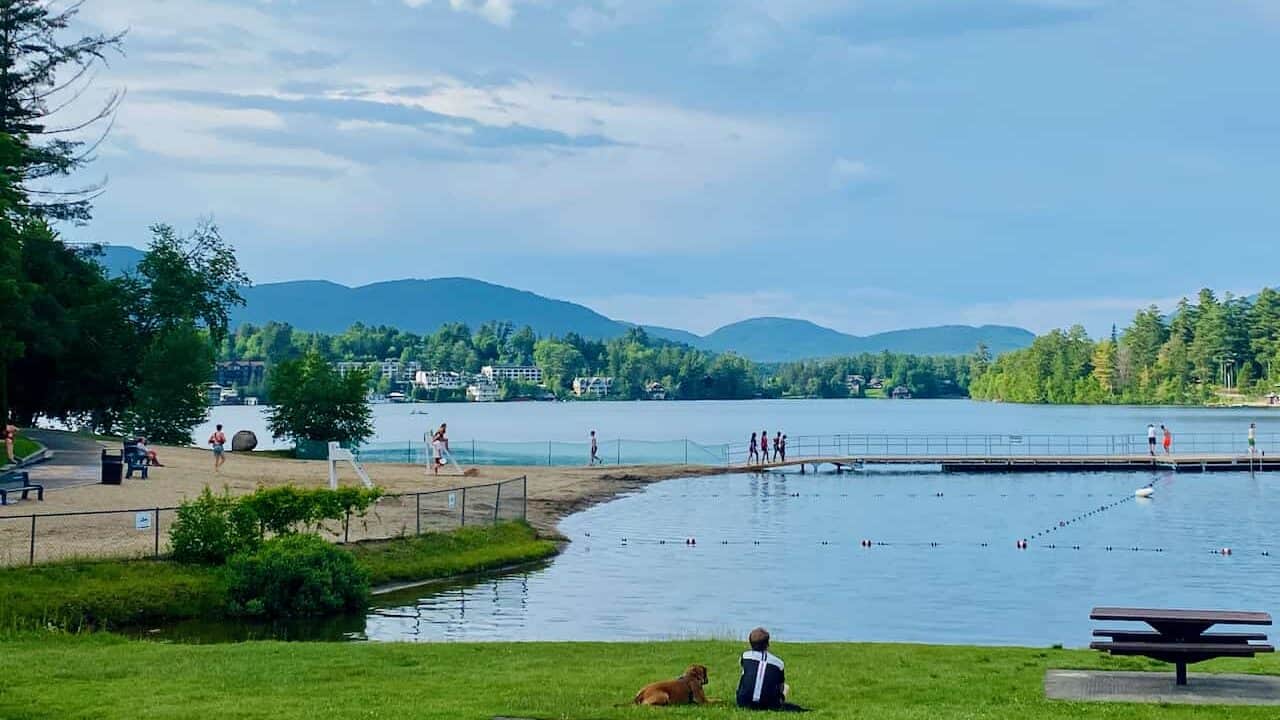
[1135, 487, 1154, 498]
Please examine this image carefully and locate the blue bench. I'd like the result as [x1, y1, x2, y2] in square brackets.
[0, 470, 43, 505]
[123, 441, 149, 479]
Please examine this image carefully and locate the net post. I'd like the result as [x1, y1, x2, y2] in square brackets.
[29, 514, 36, 566]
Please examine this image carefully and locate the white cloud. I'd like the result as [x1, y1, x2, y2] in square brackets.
[829, 157, 871, 188]
[403, 0, 520, 26]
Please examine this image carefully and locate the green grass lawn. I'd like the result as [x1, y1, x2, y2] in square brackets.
[0, 636, 1275, 719]
[10, 435, 40, 462]
[0, 522, 557, 629]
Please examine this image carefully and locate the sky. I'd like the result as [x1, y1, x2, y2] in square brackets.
[63, 0, 1280, 337]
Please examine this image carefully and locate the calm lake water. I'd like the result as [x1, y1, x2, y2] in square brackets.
[196, 399, 1277, 450]
[359, 468, 1279, 646]
[178, 401, 1279, 646]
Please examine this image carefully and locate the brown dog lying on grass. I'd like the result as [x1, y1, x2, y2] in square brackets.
[633, 664, 711, 705]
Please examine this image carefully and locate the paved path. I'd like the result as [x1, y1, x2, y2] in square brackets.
[1045, 670, 1280, 705]
[20, 429, 108, 492]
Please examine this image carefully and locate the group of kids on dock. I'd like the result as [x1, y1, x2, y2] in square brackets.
[1146, 421, 1259, 457]
[748, 431, 787, 464]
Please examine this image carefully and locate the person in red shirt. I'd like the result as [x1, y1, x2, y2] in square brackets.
[1161, 425, 1172, 455]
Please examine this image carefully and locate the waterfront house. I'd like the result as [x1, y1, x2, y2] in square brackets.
[845, 374, 865, 394]
[215, 360, 265, 388]
[481, 364, 543, 384]
[645, 381, 667, 400]
[467, 381, 500, 402]
[890, 385, 913, 399]
[572, 376, 614, 397]
[205, 383, 224, 405]
[414, 370, 466, 391]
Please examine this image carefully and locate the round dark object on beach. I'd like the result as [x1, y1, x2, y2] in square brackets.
[231, 430, 258, 452]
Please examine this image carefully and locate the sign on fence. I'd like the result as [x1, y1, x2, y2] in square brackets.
[448, 492, 457, 509]
[134, 512, 152, 531]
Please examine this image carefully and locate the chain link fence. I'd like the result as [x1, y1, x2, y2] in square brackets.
[0, 476, 527, 568]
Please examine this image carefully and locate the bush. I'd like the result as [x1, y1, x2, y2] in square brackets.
[169, 488, 259, 565]
[226, 534, 369, 619]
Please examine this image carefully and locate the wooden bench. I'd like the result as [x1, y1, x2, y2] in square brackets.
[0, 470, 44, 505]
[1091, 607, 1274, 685]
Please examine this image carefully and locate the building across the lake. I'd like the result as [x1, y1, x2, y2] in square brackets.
[215, 360, 265, 388]
[572, 376, 613, 397]
[644, 381, 667, 400]
[467, 380, 500, 402]
[336, 359, 420, 385]
[414, 370, 467, 391]
[481, 364, 543, 385]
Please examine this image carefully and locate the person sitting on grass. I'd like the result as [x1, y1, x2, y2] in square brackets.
[737, 627, 799, 711]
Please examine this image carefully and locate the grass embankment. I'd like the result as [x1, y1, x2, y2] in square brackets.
[10, 435, 40, 462]
[0, 638, 1276, 719]
[0, 521, 556, 629]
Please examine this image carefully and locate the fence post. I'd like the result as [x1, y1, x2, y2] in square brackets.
[548, 440, 552, 466]
[684, 438, 688, 465]
[494, 481, 502, 523]
[416, 493, 422, 535]
[29, 514, 35, 566]
[472, 439, 476, 465]
[344, 510, 350, 543]
[461, 487, 467, 527]
[154, 507, 161, 558]
[617, 438, 621, 465]
[522, 476, 528, 520]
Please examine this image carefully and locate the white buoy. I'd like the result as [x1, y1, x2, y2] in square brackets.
[1135, 487, 1154, 498]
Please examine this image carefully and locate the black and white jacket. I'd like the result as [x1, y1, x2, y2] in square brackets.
[736, 650, 785, 709]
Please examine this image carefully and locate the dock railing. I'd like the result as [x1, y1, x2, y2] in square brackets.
[354, 432, 1279, 468]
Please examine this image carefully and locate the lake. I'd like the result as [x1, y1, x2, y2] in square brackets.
[359, 467, 1278, 646]
[197, 399, 1277, 452]
[181, 401, 1279, 646]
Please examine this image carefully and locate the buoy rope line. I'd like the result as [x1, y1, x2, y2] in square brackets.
[590, 536, 1261, 556]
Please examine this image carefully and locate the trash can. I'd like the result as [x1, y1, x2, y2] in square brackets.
[101, 449, 123, 485]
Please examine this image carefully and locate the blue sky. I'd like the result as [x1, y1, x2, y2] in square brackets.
[69, 0, 1280, 336]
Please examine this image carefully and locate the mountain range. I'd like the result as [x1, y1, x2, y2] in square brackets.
[95, 245, 1033, 362]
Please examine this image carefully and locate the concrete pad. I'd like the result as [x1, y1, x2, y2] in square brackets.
[1046, 670, 1280, 705]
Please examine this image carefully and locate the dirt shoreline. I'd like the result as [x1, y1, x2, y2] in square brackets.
[0, 434, 731, 564]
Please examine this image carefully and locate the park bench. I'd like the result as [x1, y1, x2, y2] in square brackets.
[122, 440, 149, 479]
[0, 469, 44, 505]
[1090, 606, 1274, 685]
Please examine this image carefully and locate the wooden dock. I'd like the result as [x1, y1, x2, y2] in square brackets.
[740, 454, 1280, 474]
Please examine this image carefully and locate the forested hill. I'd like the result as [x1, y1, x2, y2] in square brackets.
[970, 288, 1280, 404]
[96, 246, 1032, 360]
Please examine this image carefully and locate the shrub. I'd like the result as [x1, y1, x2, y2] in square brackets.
[225, 534, 369, 619]
[239, 486, 382, 537]
[169, 488, 259, 565]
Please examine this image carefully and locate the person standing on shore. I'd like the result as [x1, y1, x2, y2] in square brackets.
[760, 430, 769, 464]
[749, 432, 759, 464]
[589, 430, 601, 466]
[208, 424, 227, 472]
[1147, 423, 1157, 457]
[3, 421, 17, 466]
[432, 423, 449, 475]
[1161, 425, 1172, 456]
[1249, 422, 1257, 458]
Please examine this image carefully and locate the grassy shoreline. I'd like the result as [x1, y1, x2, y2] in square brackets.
[0, 637, 1276, 718]
[0, 521, 556, 629]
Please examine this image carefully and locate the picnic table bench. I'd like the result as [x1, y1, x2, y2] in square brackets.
[1091, 606, 1274, 685]
[122, 440, 149, 479]
[0, 469, 44, 505]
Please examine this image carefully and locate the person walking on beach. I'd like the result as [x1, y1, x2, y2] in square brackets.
[772, 432, 782, 462]
[431, 423, 450, 475]
[749, 432, 759, 464]
[1249, 422, 1258, 458]
[760, 430, 769, 464]
[208, 424, 227, 472]
[589, 430, 601, 465]
[1161, 425, 1172, 456]
[1147, 423, 1157, 457]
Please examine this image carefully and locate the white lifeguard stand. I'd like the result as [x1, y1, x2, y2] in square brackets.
[328, 441, 373, 490]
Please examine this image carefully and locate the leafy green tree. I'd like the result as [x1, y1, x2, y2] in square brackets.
[533, 339, 585, 392]
[124, 325, 212, 444]
[132, 222, 249, 344]
[266, 352, 373, 446]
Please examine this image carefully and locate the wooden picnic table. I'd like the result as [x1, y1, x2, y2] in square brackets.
[1090, 607, 1274, 685]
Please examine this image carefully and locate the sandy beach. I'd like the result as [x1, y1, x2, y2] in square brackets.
[0, 435, 723, 565]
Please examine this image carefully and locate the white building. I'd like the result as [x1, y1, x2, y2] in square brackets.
[467, 381, 500, 402]
[205, 383, 225, 405]
[336, 359, 420, 384]
[481, 364, 543, 384]
[572, 376, 614, 397]
[415, 370, 466, 390]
